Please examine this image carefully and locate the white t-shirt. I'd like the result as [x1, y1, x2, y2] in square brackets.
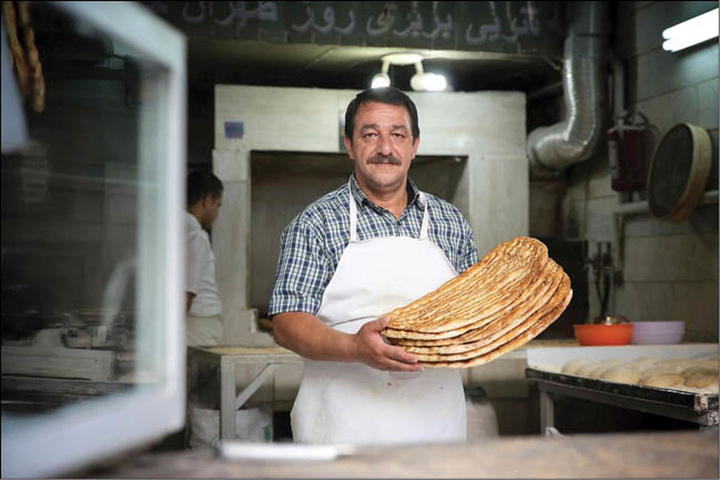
[185, 212, 222, 316]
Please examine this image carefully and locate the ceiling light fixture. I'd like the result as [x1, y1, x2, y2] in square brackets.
[410, 61, 447, 92]
[371, 59, 391, 88]
[370, 53, 447, 92]
[662, 8, 718, 52]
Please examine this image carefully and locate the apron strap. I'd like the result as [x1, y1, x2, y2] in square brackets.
[347, 177, 431, 242]
[348, 177, 359, 242]
[418, 192, 430, 240]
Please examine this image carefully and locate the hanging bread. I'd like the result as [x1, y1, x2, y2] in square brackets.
[2, 1, 45, 111]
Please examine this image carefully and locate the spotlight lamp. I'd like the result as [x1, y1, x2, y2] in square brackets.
[370, 53, 447, 92]
[410, 61, 447, 92]
[371, 59, 391, 88]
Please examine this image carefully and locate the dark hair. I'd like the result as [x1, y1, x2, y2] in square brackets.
[344, 87, 419, 142]
[187, 170, 223, 206]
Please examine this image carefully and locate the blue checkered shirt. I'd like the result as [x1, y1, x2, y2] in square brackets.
[268, 175, 480, 317]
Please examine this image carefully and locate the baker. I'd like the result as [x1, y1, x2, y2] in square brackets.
[185, 170, 224, 347]
[269, 87, 480, 444]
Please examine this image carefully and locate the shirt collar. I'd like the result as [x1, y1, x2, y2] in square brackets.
[185, 211, 202, 231]
[349, 174, 421, 211]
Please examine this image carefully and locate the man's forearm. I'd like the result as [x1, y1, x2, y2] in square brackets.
[272, 312, 358, 362]
[272, 312, 423, 372]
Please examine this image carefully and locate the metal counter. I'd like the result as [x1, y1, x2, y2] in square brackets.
[524, 344, 719, 432]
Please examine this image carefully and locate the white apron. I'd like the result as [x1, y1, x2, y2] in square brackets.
[290, 179, 466, 445]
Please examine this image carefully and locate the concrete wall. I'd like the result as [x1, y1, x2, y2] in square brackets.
[213, 85, 528, 346]
[561, 1, 718, 341]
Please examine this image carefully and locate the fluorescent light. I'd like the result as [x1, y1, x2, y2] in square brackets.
[371, 72, 390, 88]
[662, 8, 718, 52]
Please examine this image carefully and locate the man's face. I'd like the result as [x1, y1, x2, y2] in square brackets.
[201, 193, 222, 230]
[344, 101, 420, 195]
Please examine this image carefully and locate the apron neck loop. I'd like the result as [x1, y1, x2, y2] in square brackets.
[348, 177, 430, 242]
[418, 192, 430, 240]
[348, 177, 359, 242]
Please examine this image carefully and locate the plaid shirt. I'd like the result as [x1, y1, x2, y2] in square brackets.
[268, 175, 480, 317]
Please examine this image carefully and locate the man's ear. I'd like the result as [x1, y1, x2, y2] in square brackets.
[411, 135, 421, 159]
[343, 136, 354, 160]
[202, 194, 214, 208]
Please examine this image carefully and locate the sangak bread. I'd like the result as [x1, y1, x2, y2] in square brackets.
[383, 237, 550, 340]
[423, 287, 572, 368]
[392, 260, 562, 348]
[380, 236, 572, 368]
[396, 265, 567, 355]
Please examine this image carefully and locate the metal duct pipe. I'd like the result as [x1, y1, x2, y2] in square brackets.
[528, 2, 609, 178]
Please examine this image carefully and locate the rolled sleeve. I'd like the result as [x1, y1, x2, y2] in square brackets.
[457, 220, 480, 274]
[269, 216, 329, 317]
[185, 232, 205, 294]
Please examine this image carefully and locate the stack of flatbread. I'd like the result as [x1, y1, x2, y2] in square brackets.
[382, 237, 572, 368]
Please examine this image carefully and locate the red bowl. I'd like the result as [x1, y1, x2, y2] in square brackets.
[573, 323, 634, 346]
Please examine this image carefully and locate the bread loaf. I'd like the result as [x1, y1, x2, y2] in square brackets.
[381, 237, 572, 368]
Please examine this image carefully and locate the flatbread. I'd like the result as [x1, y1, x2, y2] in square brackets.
[391, 264, 566, 355]
[383, 237, 551, 338]
[423, 286, 573, 368]
[387, 238, 548, 332]
[389, 260, 563, 347]
[416, 276, 572, 366]
[376, 236, 572, 368]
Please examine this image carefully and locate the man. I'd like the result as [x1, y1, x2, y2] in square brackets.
[269, 87, 480, 444]
[185, 170, 223, 347]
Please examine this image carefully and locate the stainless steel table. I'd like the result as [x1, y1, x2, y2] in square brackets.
[526, 368, 719, 433]
[524, 344, 719, 434]
[187, 346, 302, 440]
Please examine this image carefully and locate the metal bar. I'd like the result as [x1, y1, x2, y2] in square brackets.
[535, 380, 716, 426]
[219, 357, 236, 440]
[540, 389, 555, 432]
[613, 190, 719, 217]
[526, 368, 714, 410]
[235, 364, 275, 411]
[611, 189, 719, 273]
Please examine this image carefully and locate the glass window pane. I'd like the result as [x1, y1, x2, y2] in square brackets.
[1, 2, 169, 416]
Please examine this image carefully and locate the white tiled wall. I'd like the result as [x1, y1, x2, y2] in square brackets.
[564, 1, 718, 340]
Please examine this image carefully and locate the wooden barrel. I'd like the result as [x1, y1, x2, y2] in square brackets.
[647, 123, 712, 222]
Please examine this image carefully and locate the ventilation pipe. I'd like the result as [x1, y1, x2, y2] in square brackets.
[528, 2, 609, 178]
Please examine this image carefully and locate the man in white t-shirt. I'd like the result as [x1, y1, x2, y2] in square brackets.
[185, 170, 223, 346]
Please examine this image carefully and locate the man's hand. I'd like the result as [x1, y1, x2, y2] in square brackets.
[353, 316, 424, 372]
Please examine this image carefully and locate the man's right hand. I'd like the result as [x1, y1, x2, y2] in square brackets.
[353, 316, 424, 372]
[273, 312, 424, 372]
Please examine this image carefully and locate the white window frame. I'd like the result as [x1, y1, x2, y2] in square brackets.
[1, 2, 187, 477]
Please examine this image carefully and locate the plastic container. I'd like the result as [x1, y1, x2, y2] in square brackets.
[631, 321, 685, 345]
[573, 323, 634, 346]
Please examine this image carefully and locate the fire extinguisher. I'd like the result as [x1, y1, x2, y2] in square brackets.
[607, 122, 645, 192]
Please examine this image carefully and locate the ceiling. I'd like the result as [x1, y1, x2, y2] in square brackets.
[186, 37, 564, 96]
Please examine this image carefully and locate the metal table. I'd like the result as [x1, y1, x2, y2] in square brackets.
[524, 344, 719, 434]
[187, 346, 302, 440]
[527, 368, 718, 433]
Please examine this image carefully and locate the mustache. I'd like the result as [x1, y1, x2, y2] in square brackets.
[367, 154, 401, 165]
